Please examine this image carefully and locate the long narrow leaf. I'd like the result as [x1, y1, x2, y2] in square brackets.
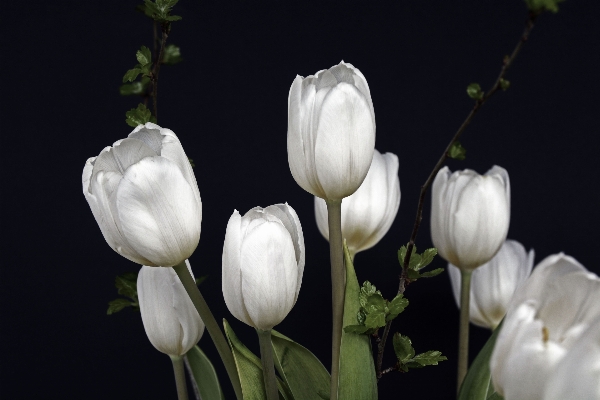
[185, 345, 225, 400]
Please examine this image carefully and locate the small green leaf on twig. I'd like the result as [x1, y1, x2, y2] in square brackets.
[398, 244, 440, 281]
[393, 333, 447, 372]
[525, 0, 564, 13]
[123, 68, 142, 83]
[195, 275, 208, 286]
[162, 44, 183, 65]
[136, 46, 152, 66]
[143, 0, 182, 22]
[448, 141, 467, 160]
[125, 103, 157, 127]
[107, 271, 140, 315]
[499, 79, 511, 91]
[467, 83, 484, 100]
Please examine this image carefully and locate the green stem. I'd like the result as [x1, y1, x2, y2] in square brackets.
[257, 329, 279, 400]
[457, 270, 472, 394]
[173, 261, 243, 400]
[170, 355, 189, 400]
[326, 199, 345, 400]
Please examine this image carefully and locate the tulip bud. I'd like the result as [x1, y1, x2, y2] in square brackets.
[490, 253, 600, 400]
[222, 203, 304, 331]
[314, 149, 400, 256]
[137, 260, 205, 356]
[430, 166, 510, 271]
[448, 239, 534, 329]
[287, 61, 376, 200]
[82, 122, 202, 267]
[543, 316, 600, 400]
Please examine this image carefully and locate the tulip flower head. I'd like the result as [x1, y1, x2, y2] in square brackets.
[287, 61, 376, 201]
[137, 260, 205, 356]
[448, 239, 534, 329]
[490, 253, 600, 400]
[431, 166, 510, 271]
[82, 123, 202, 267]
[222, 203, 305, 331]
[314, 149, 400, 256]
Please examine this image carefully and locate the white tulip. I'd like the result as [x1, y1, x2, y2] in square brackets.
[543, 316, 600, 400]
[448, 239, 534, 329]
[82, 122, 202, 267]
[222, 203, 304, 331]
[431, 166, 510, 271]
[314, 149, 400, 256]
[490, 253, 600, 400]
[287, 61, 376, 200]
[137, 260, 205, 356]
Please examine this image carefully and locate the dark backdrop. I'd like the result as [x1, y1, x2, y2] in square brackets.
[2, 0, 599, 399]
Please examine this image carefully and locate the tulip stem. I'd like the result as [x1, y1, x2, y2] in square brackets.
[257, 329, 279, 400]
[457, 270, 472, 394]
[326, 199, 345, 400]
[173, 261, 244, 400]
[170, 355, 189, 400]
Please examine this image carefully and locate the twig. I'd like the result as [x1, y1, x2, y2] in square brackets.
[151, 23, 169, 121]
[375, 11, 540, 380]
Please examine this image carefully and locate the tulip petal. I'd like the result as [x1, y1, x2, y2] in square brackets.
[116, 157, 201, 266]
[222, 210, 253, 327]
[240, 220, 298, 330]
[172, 260, 205, 354]
[315, 82, 375, 200]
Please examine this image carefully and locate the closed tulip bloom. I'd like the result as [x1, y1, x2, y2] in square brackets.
[137, 260, 205, 356]
[287, 61, 376, 200]
[543, 316, 600, 400]
[490, 253, 600, 400]
[222, 204, 304, 331]
[448, 239, 534, 329]
[431, 166, 510, 271]
[82, 123, 202, 267]
[314, 149, 400, 256]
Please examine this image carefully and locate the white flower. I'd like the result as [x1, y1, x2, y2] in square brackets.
[287, 61, 376, 200]
[543, 316, 600, 400]
[448, 239, 534, 329]
[431, 166, 510, 271]
[490, 253, 600, 400]
[137, 260, 205, 356]
[82, 122, 202, 267]
[314, 149, 400, 256]
[222, 203, 305, 330]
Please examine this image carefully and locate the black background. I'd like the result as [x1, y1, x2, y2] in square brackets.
[2, 0, 599, 399]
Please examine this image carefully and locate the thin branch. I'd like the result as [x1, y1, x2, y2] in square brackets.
[151, 23, 170, 121]
[376, 11, 540, 382]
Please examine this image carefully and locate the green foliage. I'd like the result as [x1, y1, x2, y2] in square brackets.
[120, 76, 150, 96]
[467, 83, 484, 100]
[162, 44, 183, 65]
[126, 103, 156, 127]
[392, 333, 447, 372]
[525, 0, 564, 13]
[107, 271, 139, 315]
[344, 281, 408, 335]
[398, 244, 442, 281]
[271, 330, 330, 400]
[123, 46, 153, 83]
[143, 0, 182, 23]
[185, 345, 225, 400]
[499, 79, 511, 91]
[339, 241, 378, 399]
[448, 141, 467, 160]
[223, 319, 293, 400]
[195, 275, 207, 286]
[458, 322, 504, 400]
[136, 46, 152, 66]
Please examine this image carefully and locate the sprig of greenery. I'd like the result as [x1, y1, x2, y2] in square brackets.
[107, 272, 140, 315]
[393, 333, 447, 372]
[398, 244, 443, 281]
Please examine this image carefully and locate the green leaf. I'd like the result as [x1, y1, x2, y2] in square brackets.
[525, 0, 564, 13]
[136, 46, 152, 66]
[106, 298, 135, 315]
[467, 83, 484, 100]
[358, 281, 380, 308]
[406, 350, 447, 368]
[125, 103, 155, 127]
[364, 310, 386, 330]
[393, 333, 415, 364]
[195, 275, 208, 286]
[162, 44, 183, 65]
[119, 82, 144, 96]
[123, 67, 141, 83]
[448, 141, 467, 160]
[223, 319, 292, 400]
[271, 329, 330, 400]
[339, 241, 378, 399]
[419, 248, 438, 269]
[419, 268, 444, 278]
[386, 295, 409, 321]
[458, 322, 503, 400]
[165, 15, 182, 21]
[499, 79, 510, 91]
[115, 273, 138, 298]
[185, 345, 225, 400]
